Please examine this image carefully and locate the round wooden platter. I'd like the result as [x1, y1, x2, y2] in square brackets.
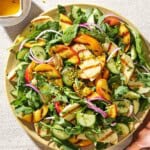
[5, 3, 150, 150]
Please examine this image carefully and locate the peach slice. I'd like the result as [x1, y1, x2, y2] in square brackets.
[119, 23, 131, 52]
[59, 13, 72, 31]
[19, 105, 48, 123]
[104, 16, 120, 26]
[107, 104, 117, 118]
[96, 79, 111, 100]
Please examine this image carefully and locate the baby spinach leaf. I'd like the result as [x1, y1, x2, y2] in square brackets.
[62, 24, 78, 44]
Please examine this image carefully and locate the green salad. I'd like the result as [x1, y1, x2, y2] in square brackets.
[8, 5, 150, 150]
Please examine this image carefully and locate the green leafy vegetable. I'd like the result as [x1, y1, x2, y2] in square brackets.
[137, 71, 150, 87]
[58, 5, 67, 15]
[62, 24, 78, 44]
[79, 28, 106, 43]
[114, 86, 129, 99]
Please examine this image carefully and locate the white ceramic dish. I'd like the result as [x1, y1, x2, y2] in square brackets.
[0, 0, 31, 26]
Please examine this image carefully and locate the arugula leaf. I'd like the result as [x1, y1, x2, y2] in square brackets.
[105, 24, 119, 39]
[116, 116, 134, 124]
[114, 86, 129, 99]
[15, 106, 33, 114]
[137, 71, 150, 87]
[139, 95, 150, 111]
[36, 21, 59, 31]
[52, 137, 79, 150]
[39, 83, 68, 102]
[11, 96, 26, 107]
[62, 24, 78, 44]
[28, 21, 60, 40]
[26, 90, 42, 109]
[128, 26, 150, 66]
[65, 125, 83, 136]
[58, 5, 67, 15]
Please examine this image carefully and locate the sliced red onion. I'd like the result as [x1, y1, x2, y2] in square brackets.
[87, 97, 112, 104]
[29, 48, 54, 64]
[128, 105, 134, 117]
[79, 24, 91, 30]
[79, 23, 103, 32]
[107, 47, 121, 62]
[110, 122, 117, 127]
[18, 39, 29, 51]
[35, 29, 62, 40]
[25, 83, 40, 93]
[86, 100, 108, 118]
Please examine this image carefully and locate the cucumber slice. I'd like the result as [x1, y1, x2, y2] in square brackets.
[124, 91, 140, 100]
[115, 123, 130, 137]
[62, 67, 77, 86]
[31, 46, 46, 61]
[107, 59, 119, 74]
[114, 100, 131, 116]
[17, 48, 29, 61]
[76, 113, 96, 127]
[133, 99, 140, 114]
[52, 124, 70, 140]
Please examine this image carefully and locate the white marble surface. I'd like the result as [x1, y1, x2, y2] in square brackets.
[0, 0, 150, 150]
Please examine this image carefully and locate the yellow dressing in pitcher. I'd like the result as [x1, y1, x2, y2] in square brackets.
[0, 0, 20, 16]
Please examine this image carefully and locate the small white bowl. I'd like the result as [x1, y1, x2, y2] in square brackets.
[0, 0, 31, 26]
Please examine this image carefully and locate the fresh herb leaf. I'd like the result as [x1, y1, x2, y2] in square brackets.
[62, 24, 78, 44]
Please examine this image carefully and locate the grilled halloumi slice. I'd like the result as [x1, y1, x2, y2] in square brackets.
[103, 42, 119, 57]
[72, 44, 94, 61]
[96, 128, 118, 145]
[60, 103, 81, 122]
[79, 65, 101, 81]
[121, 54, 134, 84]
[79, 57, 102, 81]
